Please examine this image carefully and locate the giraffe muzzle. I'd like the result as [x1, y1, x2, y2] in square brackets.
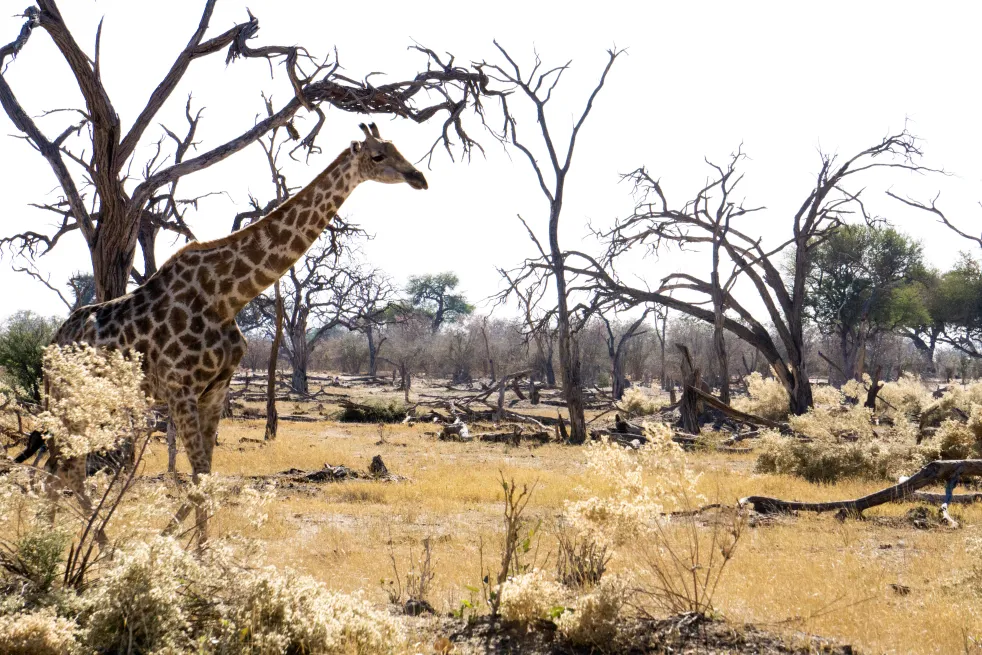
[405, 170, 428, 190]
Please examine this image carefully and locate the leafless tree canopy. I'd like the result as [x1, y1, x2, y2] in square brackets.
[549, 131, 938, 414]
[0, 2, 502, 301]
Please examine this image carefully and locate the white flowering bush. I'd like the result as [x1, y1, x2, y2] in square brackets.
[498, 568, 564, 626]
[732, 372, 789, 421]
[565, 424, 698, 548]
[38, 344, 150, 459]
[82, 536, 199, 653]
[78, 535, 404, 654]
[0, 608, 78, 655]
[556, 575, 630, 647]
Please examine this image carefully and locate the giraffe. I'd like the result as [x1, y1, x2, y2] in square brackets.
[47, 123, 427, 543]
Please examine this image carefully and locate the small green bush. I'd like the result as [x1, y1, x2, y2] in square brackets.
[338, 400, 408, 423]
[0, 311, 61, 403]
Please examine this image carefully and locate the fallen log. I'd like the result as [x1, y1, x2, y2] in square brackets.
[740, 459, 982, 518]
[689, 387, 786, 431]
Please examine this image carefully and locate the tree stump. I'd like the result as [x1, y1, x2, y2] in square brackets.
[369, 455, 389, 478]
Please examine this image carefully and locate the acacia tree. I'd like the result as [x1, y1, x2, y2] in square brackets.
[0, 2, 498, 302]
[406, 272, 473, 332]
[488, 44, 622, 443]
[805, 224, 929, 383]
[565, 131, 934, 415]
[888, 193, 982, 360]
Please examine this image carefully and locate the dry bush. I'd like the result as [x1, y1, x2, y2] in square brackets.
[922, 418, 982, 460]
[0, 608, 78, 655]
[878, 373, 932, 417]
[841, 376, 867, 404]
[0, 347, 403, 655]
[556, 575, 629, 647]
[788, 405, 874, 442]
[555, 519, 610, 589]
[497, 568, 564, 626]
[755, 430, 928, 483]
[811, 384, 844, 409]
[565, 425, 742, 616]
[39, 344, 149, 459]
[616, 387, 662, 418]
[732, 372, 789, 421]
[384, 536, 436, 614]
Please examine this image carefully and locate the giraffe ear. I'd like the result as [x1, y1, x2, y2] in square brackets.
[350, 141, 362, 155]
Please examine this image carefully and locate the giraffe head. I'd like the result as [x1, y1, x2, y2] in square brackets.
[350, 123, 428, 190]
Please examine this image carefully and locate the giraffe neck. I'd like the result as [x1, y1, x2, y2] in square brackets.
[181, 148, 363, 322]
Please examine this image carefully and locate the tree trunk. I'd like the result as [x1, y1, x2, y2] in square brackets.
[366, 328, 378, 376]
[612, 353, 627, 400]
[677, 344, 702, 435]
[711, 236, 730, 404]
[91, 199, 138, 302]
[265, 281, 284, 441]
[289, 319, 309, 395]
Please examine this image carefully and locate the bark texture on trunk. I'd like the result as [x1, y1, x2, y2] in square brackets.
[265, 281, 284, 441]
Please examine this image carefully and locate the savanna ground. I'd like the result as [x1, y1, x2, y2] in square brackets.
[110, 375, 982, 654]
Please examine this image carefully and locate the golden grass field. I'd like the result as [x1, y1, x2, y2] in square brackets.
[135, 387, 982, 655]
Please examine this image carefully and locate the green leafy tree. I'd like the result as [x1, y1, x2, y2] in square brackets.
[806, 225, 929, 382]
[406, 272, 473, 332]
[0, 311, 61, 402]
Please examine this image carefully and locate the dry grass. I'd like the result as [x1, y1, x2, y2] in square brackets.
[132, 410, 982, 655]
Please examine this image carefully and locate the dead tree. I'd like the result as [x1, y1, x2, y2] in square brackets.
[599, 309, 650, 400]
[0, 3, 500, 302]
[488, 44, 623, 444]
[250, 240, 377, 394]
[566, 131, 937, 415]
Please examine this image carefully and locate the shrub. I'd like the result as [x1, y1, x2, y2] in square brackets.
[555, 520, 610, 589]
[0, 608, 78, 655]
[755, 430, 927, 483]
[39, 344, 150, 459]
[922, 418, 982, 460]
[616, 387, 662, 418]
[556, 575, 629, 647]
[81, 536, 404, 655]
[879, 374, 932, 417]
[811, 384, 844, 409]
[3, 529, 70, 598]
[0, 311, 60, 403]
[788, 405, 874, 442]
[732, 372, 789, 421]
[339, 399, 407, 423]
[498, 569, 564, 627]
[564, 425, 741, 616]
[81, 537, 199, 653]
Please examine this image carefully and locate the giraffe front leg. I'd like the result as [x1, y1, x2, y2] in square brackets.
[46, 456, 109, 548]
[161, 389, 212, 546]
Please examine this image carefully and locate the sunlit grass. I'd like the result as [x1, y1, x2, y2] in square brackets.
[136, 411, 982, 654]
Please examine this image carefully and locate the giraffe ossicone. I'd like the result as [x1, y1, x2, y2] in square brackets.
[47, 123, 428, 543]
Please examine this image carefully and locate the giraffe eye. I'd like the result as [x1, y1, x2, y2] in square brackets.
[370, 154, 385, 162]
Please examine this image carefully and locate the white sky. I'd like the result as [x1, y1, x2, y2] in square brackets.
[2, 1, 982, 322]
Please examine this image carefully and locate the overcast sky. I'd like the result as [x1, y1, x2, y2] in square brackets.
[2, 1, 982, 323]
